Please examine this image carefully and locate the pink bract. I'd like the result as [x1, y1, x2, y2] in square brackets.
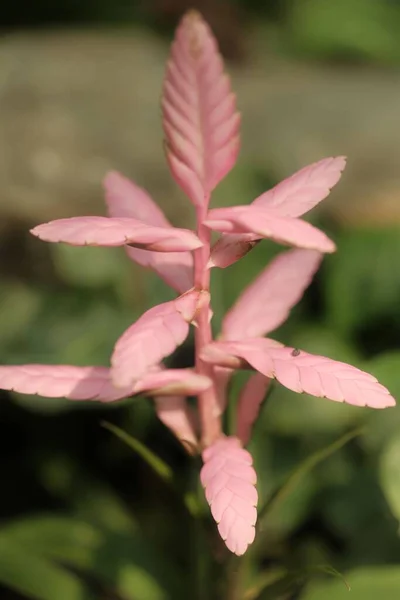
[0, 10, 395, 558]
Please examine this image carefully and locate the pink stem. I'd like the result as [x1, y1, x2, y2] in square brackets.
[194, 203, 222, 447]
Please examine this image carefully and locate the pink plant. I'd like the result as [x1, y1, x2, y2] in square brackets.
[0, 11, 395, 557]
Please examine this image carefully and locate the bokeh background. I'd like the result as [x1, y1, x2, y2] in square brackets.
[1, 1, 400, 598]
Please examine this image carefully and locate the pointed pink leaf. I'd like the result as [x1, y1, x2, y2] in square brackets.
[236, 374, 271, 446]
[201, 340, 396, 409]
[154, 396, 198, 449]
[111, 291, 202, 388]
[253, 156, 346, 217]
[208, 157, 344, 269]
[104, 171, 171, 225]
[0, 365, 131, 402]
[204, 206, 335, 253]
[222, 249, 322, 339]
[200, 436, 257, 556]
[162, 10, 240, 206]
[31, 216, 201, 252]
[0, 364, 211, 404]
[104, 171, 193, 293]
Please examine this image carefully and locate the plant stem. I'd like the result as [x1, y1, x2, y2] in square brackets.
[194, 203, 222, 447]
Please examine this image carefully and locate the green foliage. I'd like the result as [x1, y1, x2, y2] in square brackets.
[0, 537, 91, 600]
[287, 0, 400, 64]
[1, 515, 180, 600]
[302, 567, 400, 600]
[102, 421, 174, 483]
[380, 436, 400, 525]
[324, 228, 400, 341]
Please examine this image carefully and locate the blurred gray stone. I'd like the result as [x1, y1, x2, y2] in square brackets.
[0, 29, 400, 227]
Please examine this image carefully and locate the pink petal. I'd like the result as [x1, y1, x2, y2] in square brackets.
[111, 291, 202, 388]
[236, 374, 271, 446]
[31, 217, 201, 252]
[204, 206, 335, 253]
[154, 396, 198, 450]
[201, 340, 396, 409]
[200, 436, 257, 556]
[222, 249, 322, 339]
[162, 11, 240, 206]
[253, 156, 346, 217]
[104, 171, 193, 294]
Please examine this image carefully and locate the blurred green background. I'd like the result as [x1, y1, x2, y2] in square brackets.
[1, 0, 400, 598]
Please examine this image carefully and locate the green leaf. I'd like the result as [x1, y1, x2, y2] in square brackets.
[0, 283, 42, 353]
[360, 352, 400, 452]
[0, 537, 91, 600]
[250, 434, 317, 536]
[245, 564, 348, 600]
[102, 421, 174, 482]
[302, 566, 400, 600]
[38, 456, 137, 533]
[380, 435, 400, 524]
[324, 228, 400, 337]
[51, 244, 128, 289]
[289, 0, 400, 64]
[259, 427, 364, 523]
[1, 515, 181, 600]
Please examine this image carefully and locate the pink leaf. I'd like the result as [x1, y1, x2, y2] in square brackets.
[208, 233, 260, 269]
[162, 10, 240, 206]
[204, 206, 335, 253]
[214, 366, 233, 416]
[222, 249, 322, 339]
[138, 368, 212, 396]
[236, 374, 271, 446]
[111, 290, 202, 388]
[104, 171, 171, 225]
[104, 171, 193, 293]
[154, 396, 198, 450]
[208, 157, 345, 269]
[200, 436, 257, 556]
[253, 156, 346, 217]
[0, 365, 131, 402]
[201, 340, 396, 409]
[31, 216, 201, 252]
[0, 365, 211, 403]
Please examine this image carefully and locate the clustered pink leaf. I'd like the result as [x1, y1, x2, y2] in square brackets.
[200, 436, 257, 556]
[201, 340, 396, 409]
[162, 10, 240, 206]
[0, 10, 394, 560]
[104, 171, 193, 293]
